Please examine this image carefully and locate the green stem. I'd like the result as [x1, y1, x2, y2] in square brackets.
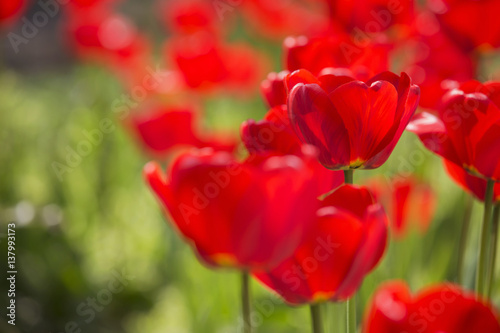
[344, 170, 354, 185]
[241, 271, 252, 333]
[486, 204, 500, 299]
[344, 169, 356, 333]
[346, 296, 356, 333]
[331, 302, 343, 332]
[458, 194, 474, 286]
[310, 304, 324, 333]
[476, 179, 495, 298]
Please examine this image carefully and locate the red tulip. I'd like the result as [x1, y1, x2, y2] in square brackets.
[260, 71, 290, 108]
[160, 0, 219, 35]
[66, 9, 150, 73]
[166, 32, 266, 92]
[241, 105, 302, 156]
[241, 105, 344, 196]
[444, 159, 500, 203]
[128, 104, 236, 156]
[324, 0, 415, 34]
[286, 69, 420, 170]
[223, 43, 269, 94]
[166, 32, 227, 89]
[363, 281, 500, 333]
[0, 0, 25, 27]
[367, 177, 436, 237]
[253, 185, 388, 304]
[284, 35, 391, 79]
[144, 148, 320, 269]
[240, 0, 329, 39]
[429, 0, 500, 50]
[407, 81, 500, 181]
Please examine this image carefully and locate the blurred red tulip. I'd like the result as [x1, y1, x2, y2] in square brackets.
[407, 81, 500, 181]
[241, 105, 302, 156]
[253, 185, 388, 304]
[429, 0, 500, 50]
[241, 105, 344, 196]
[444, 159, 500, 203]
[286, 69, 420, 169]
[160, 0, 220, 35]
[223, 43, 269, 94]
[144, 148, 320, 269]
[241, 0, 330, 39]
[367, 177, 436, 237]
[66, 10, 150, 75]
[260, 71, 290, 108]
[325, 0, 415, 35]
[363, 281, 500, 333]
[166, 32, 227, 89]
[0, 0, 26, 27]
[166, 32, 266, 92]
[284, 35, 391, 79]
[128, 104, 236, 156]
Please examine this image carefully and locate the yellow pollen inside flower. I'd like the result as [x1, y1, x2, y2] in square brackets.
[210, 253, 238, 267]
[349, 159, 365, 169]
[312, 292, 334, 303]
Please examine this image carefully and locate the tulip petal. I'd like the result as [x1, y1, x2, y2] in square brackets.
[364, 73, 420, 168]
[288, 83, 350, 169]
[318, 73, 356, 95]
[364, 282, 500, 333]
[322, 184, 374, 219]
[439, 89, 500, 178]
[328, 80, 398, 165]
[335, 204, 388, 300]
[407, 112, 463, 167]
[285, 69, 321, 92]
[240, 116, 301, 155]
[261, 70, 289, 107]
[475, 122, 500, 181]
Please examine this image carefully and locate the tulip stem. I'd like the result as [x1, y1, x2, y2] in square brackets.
[476, 179, 495, 298]
[310, 304, 324, 333]
[346, 296, 356, 333]
[344, 170, 354, 185]
[241, 271, 252, 333]
[344, 169, 355, 333]
[486, 204, 500, 299]
[457, 194, 474, 286]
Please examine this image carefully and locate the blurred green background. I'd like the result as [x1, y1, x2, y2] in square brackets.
[1, 1, 500, 332]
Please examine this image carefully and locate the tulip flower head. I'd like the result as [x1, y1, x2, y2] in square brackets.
[253, 185, 388, 305]
[286, 69, 420, 170]
[324, 0, 415, 35]
[129, 104, 236, 157]
[260, 71, 290, 108]
[408, 81, 500, 181]
[144, 148, 320, 270]
[363, 281, 500, 333]
[284, 35, 390, 79]
[430, 0, 500, 51]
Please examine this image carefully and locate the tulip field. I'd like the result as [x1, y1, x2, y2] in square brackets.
[2, 0, 500, 333]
